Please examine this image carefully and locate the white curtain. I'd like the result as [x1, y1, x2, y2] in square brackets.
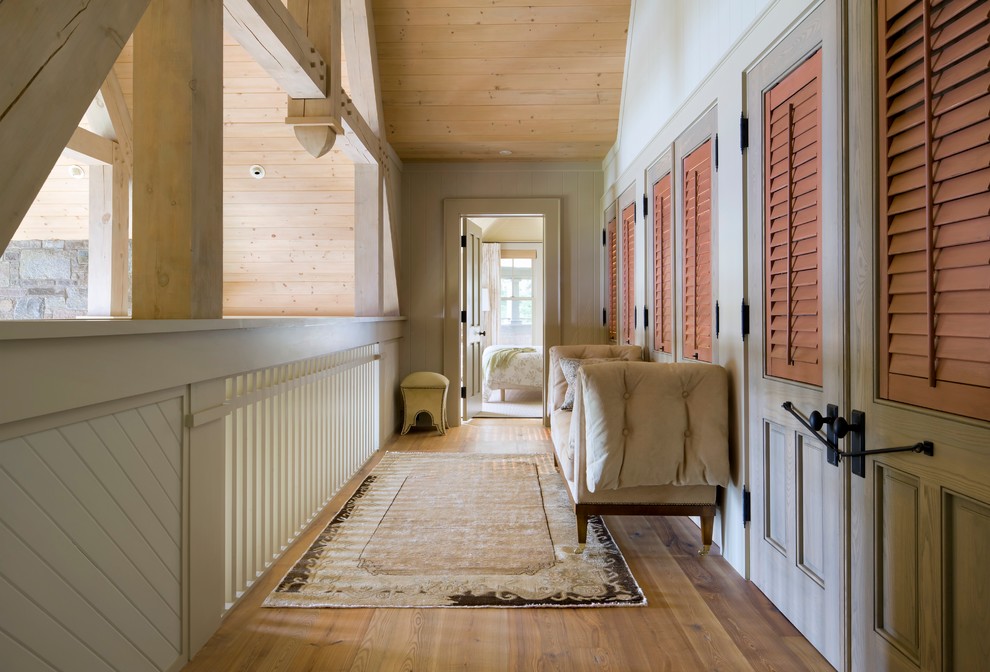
[482, 243, 501, 350]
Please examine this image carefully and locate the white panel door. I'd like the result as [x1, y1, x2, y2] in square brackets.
[745, 4, 844, 668]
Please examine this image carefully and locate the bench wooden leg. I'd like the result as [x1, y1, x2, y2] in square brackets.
[576, 508, 590, 544]
[699, 512, 715, 556]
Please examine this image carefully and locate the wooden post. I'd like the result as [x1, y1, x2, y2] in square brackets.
[132, 0, 223, 319]
[354, 162, 383, 315]
[88, 165, 113, 316]
[187, 378, 228, 657]
[88, 145, 131, 317]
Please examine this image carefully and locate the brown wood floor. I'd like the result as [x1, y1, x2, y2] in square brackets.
[182, 419, 833, 672]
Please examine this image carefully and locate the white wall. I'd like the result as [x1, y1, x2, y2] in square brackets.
[400, 163, 604, 377]
[605, 0, 824, 576]
[612, 0, 772, 180]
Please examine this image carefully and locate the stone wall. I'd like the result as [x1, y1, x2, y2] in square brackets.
[0, 241, 90, 319]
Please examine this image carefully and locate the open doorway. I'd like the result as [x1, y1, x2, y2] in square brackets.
[443, 198, 561, 427]
[471, 218, 544, 418]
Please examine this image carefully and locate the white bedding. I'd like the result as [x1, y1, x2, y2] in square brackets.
[482, 345, 543, 401]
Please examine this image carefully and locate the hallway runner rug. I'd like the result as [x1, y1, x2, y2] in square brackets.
[264, 451, 645, 608]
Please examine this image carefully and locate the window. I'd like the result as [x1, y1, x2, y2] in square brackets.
[500, 256, 533, 340]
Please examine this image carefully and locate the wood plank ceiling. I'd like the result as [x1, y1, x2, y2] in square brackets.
[372, 0, 631, 161]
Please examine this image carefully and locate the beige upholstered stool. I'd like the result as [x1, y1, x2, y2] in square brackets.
[400, 372, 449, 435]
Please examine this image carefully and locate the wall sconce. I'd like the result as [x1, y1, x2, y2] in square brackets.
[69, 165, 85, 179]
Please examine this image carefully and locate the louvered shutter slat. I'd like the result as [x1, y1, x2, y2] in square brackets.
[607, 216, 617, 341]
[621, 203, 636, 345]
[879, 0, 990, 421]
[682, 138, 714, 362]
[763, 50, 824, 386]
[652, 172, 673, 353]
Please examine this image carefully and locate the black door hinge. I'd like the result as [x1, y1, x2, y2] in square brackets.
[643, 306, 649, 329]
[741, 301, 751, 338]
[460, 310, 466, 324]
[740, 114, 749, 152]
[642, 194, 648, 218]
[602, 308, 607, 326]
[634, 306, 638, 329]
[602, 228, 606, 246]
[460, 386, 466, 399]
[742, 488, 751, 524]
[715, 300, 720, 338]
[714, 133, 719, 172]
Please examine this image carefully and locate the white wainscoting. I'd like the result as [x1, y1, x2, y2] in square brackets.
[0, 318, 404, 671]
[0, 392, 185, 672]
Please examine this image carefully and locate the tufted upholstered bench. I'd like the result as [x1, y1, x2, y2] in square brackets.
[548, 346, 730, 555]
[400, 372, 449, 435]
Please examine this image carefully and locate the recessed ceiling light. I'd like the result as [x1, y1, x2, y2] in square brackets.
[498, 150, 512, 156]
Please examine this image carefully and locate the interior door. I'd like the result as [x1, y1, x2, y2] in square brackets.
[848, 1, 990, 669]
[745, 6, 844, 667]
[461, 219, 484, 420]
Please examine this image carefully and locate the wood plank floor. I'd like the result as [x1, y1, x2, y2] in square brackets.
[182, 419, 833, 671]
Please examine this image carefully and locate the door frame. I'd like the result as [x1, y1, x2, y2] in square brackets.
[442, 198, 561, 427]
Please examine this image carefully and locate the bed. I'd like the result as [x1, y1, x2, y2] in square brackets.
[482, 345, 544, 402]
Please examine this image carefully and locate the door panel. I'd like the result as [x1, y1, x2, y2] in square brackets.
[461, 220, 483, 420]
[746, 5, 843, 667]
[797, 436, 825, 582]
[848, 1, 990, 669]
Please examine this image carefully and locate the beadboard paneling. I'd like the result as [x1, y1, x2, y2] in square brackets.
[0, 396, 184, 672]
[400, 162, 603, 376]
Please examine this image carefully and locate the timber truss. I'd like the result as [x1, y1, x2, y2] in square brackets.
[0, 0, 400, 318]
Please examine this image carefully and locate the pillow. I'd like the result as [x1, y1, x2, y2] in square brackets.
[559, 357, 620, 410]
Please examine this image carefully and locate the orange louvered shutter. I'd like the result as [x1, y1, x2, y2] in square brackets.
[879, 0, 990, 421]
[682, 139, 713, 362]
[607, 215, 618, 342]
[764, 50, 824, 386]
[621, 202, 636, 344]
[653, 173, 674, 353]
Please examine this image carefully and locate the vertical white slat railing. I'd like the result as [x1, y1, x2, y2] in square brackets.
[222, 344, 380, 607]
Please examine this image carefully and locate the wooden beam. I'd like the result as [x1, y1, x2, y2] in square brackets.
[64, 127, 115, 165]
[337, 95, 379, 163]
[87, 145, 129, 317]
[132, 0, 223, 319]
[84, 93, 117, 141]
[83, 71, 131, 170]
[340, 0, 383, 135]
[223, 0, 327, 99]
[285, 0, 342, 158]
[0, 0, 150, 254]
[100, 71, 134, 170]
[382, 155, 401, 316]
